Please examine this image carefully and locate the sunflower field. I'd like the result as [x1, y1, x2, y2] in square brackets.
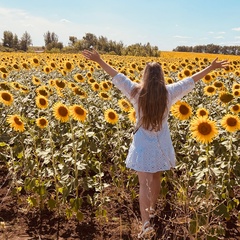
[0, 51, 239, 239]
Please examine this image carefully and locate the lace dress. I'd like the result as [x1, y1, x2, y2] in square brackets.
[112, 73, 195, 173]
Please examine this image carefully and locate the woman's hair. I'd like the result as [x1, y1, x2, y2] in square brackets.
[131, 62, 168, 131]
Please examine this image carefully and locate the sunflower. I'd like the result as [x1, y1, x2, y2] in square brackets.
[52, 102, 70, 122]
[55, 79, 66, 90]
[100, 81, 111, 91]
[182, 69, 191, 77]
[219, 92, 234, 104]
[221, 114, 240, 133]
[0, 82, 10, 90]
[0, 67, 8, 74]
[11, 82, 21, 90]
[232, 83, 240, 91]
[69, 104, 88, 122]
[190, 117, 218, 144]
[202, 74, 213, 84]
[230, 104, 240, 114]
[165, 78, 174, 84]
[213, 80, 225, 90]
[42, 66, 51, 74]
[35, 95, 48, 109]
[91, 82, 100, 91]
[233, 90, 239, 98]
[99, 92, 111, 100]
[0, 90, 14, 106]
[36, 86, 49, 97]
[204, 85, 216, 96]
[72, 87, 87, 98]
[31, 57, 40, 67]
[32, 76, 42, 85]
[12, 63, 20, 71]
[20, 86, 29, 94]
[73, 73, 85, 83]
[118, 99, 131, 112]
[104, 109, 118, 125]
[196, 108, 209, 118]
[88, 78, 95, 84]
[171, 101, 192, 120]
[36, 117, 48, 129]
[128, 108, 136, 123]
[7, 115, 25, 132]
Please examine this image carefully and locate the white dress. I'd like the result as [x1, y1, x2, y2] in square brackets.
[112, 73, 195, 173]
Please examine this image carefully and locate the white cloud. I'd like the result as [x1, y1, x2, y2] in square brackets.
[60, 19, 71, 23]
[232, 27, 240, 31]
[173, 35, 192, 39]
[214, 36, 224, 39]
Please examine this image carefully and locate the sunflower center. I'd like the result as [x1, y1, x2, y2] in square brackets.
[39, 98, 47, 105]
[108, 112, 116, 120]
[39, 90, 48, 96]
[205, 75, 211, 81]
[58, 106, 68, 117]
[233, 105, 239, 111]
[179, 105, 189, 115]
[14, 117, 23, 126]
[33, 59, 39, 64]
[199, 110, 207, 116]
[39, 119, 47, 125]
[207, 87, 215, 93]
[56, 80, 65, 88]
[75, 107, 84, 115]
[66, 62, 72, 69]
[77, 75, 83, 80]
[2, 93, 11, 101]
[220, 93, 234, 103]
[101, 93, 109, 98]
[226, 117, 237, 127]
[197, 122, 212, 135]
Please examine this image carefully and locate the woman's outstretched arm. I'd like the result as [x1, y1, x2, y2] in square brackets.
[82, 48, 118, 77]
[191, 57, 229, 83]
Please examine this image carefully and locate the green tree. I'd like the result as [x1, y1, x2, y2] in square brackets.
[2, 31, 14, 48]
[19, 31, 32, 51]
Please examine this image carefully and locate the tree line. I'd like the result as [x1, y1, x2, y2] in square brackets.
[173, 44, 240, 55]
[1, 30, 239, 56]
[0, 31, 160, 57]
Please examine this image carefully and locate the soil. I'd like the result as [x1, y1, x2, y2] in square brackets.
[0, 162, 239, 240]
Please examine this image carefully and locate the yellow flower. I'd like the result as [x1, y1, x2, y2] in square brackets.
[100, 81, 111, 91]
[213, 80, 225, 90]
[204, 85, 216, 96]
[69, 104, 88, 122]
[230, 104, 240, 114]
[31, 57, 40, 67]
[104, 109, 118, 124]
[128, 108, 136, 123]
[0, 82, 10, 91]
[64, 61, 74, 72]
[219, 92, 234, 104]
[190, 117, 218, 144]
[171, 101, 192, 120]
[36, 86, 49, 97]
[72, 87, 87, 98]
[73, 73, 85, 83]
[36, 117, 48, 129]
[196, 108, 209, 118]
[165, 78, 174, 84]
[233, 90, 239, 98]
[7, 115, 25, 132]
[202, 74, 213, 84]
[232, 83, 240, 91]
[42, 66, 51, 74]
[91, 82, 100, 91]
[35, 95, 48, 109]
[118, 99, 131, 112]
[55, 79, 66, 90]
[182, 69, 191, 77]
[221, 114, 240, 133]
[53, 102, 70, 122]
[99, 92, 111, 100]
[0, 90, 14, 106]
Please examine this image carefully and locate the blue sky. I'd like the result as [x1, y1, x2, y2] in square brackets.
[0, 0, 240, 51]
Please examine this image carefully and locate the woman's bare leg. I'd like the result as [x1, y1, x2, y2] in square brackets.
[137, 171, 161, 223]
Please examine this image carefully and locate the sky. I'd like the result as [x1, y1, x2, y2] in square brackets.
[0, 0, 240, 51]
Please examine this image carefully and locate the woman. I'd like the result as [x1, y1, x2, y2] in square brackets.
[82, 49, 228, 238]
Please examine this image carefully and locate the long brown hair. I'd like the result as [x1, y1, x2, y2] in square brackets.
[131, 62, 168, 131]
